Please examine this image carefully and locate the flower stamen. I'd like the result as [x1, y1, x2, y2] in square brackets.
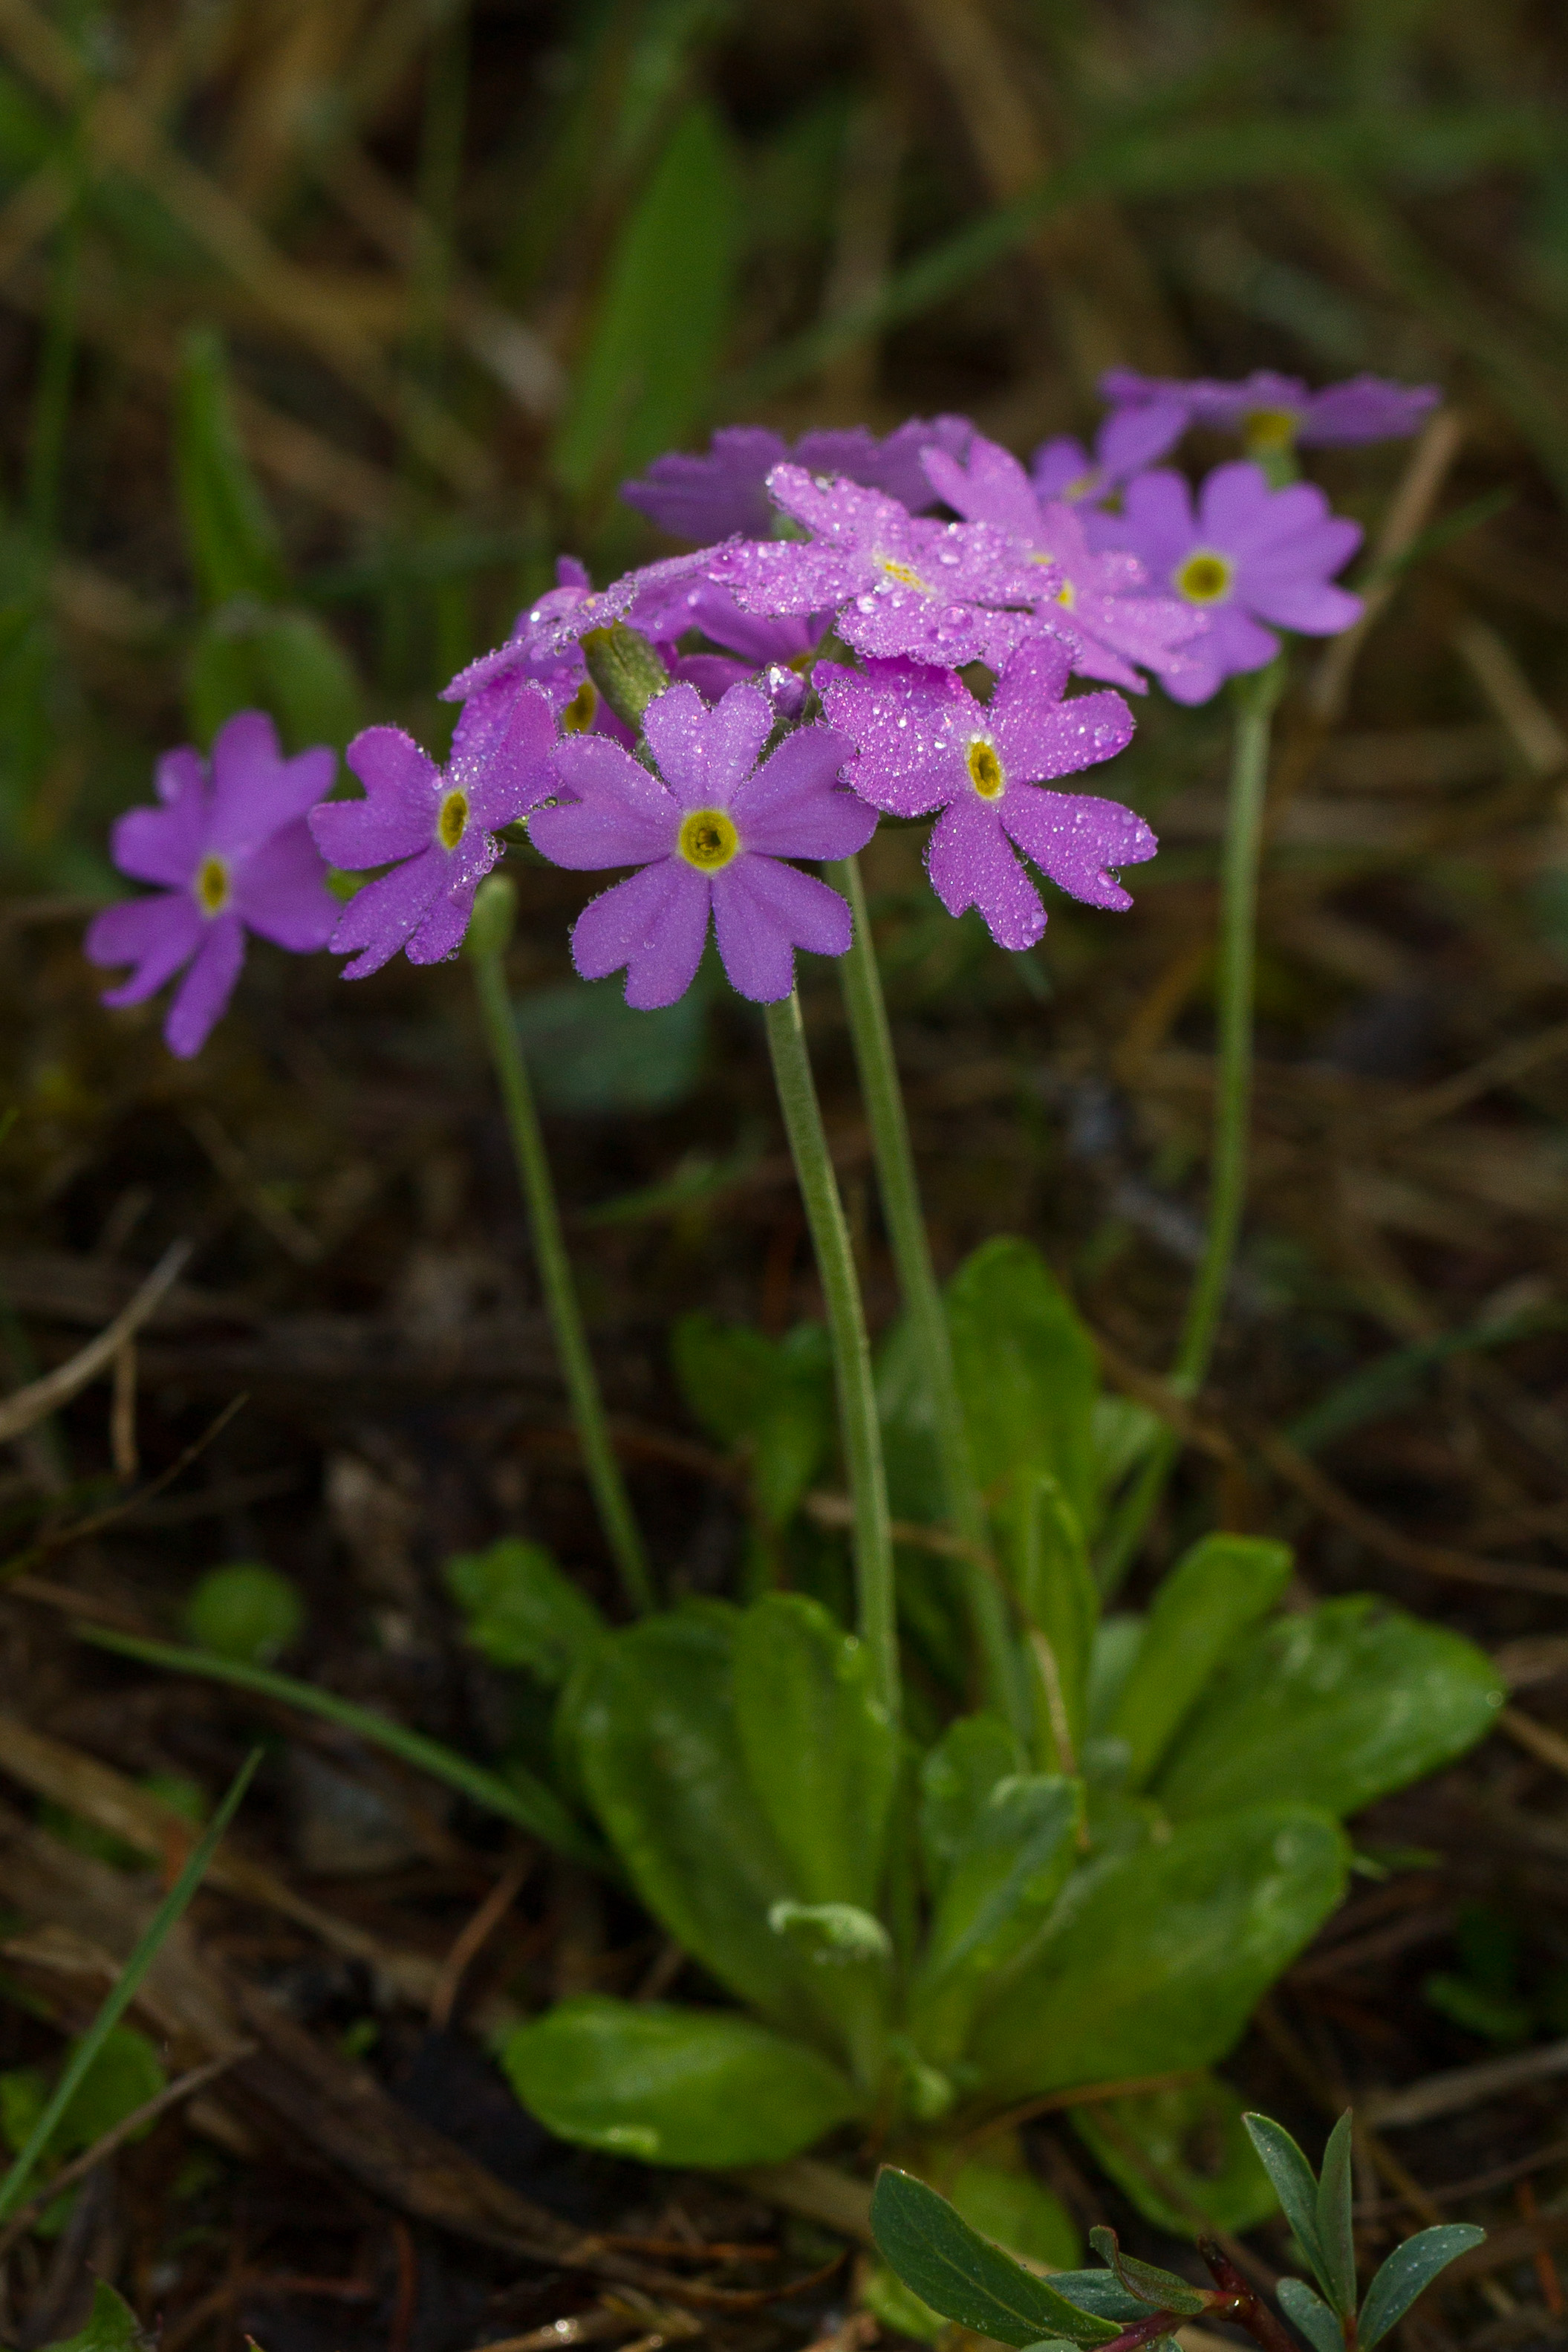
[1175, 550, 1234, 605]
[1243, 407, 1299, 453]
[678, 807, 740, 870]
[437, 787, 469, 851]
[879, 558, 928, 591]
[966, 739, 1005, 800]
[561, 680, 599, 734]
[194, 854, 230, 916]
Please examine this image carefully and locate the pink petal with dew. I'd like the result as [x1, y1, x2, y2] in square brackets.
[643, 680, 773, 811]
[232, 820, 338, 951]
[711, 854, 851, 1001]
[733, 726, 875, 860]
[328, 845, 449, 979]
[817, 660, 977, 816]
[1001, 785, 1156, 911]
[707, 536, 861, 618]
[405, 871, 488, 967]
[313, 729, 440, 870]
[571, 857, 712, 1010]
[925, 795, 1045, 951]
[451, 678, 558, 831]
[207, 712, 337, 860]
[164, 914, 245, 1057]
[921, 437, 1040, 539]
[88, 892, 202, 1003]
[1159, 607, 1280, 705]
[535, 736, 677, 870]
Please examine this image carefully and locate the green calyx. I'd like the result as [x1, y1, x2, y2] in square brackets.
[582, 622, 671, 729]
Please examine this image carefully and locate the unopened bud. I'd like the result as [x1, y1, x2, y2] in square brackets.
[582, 623, 670, 730]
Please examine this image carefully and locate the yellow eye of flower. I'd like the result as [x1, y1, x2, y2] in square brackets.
[195, 854, 230, 915]
[437, 787, 469, 850]
[880, 558, 928, 591]
[1243, 406, 1298, 452]
[966, 740, 1005, 800]
[678, 808, 740, 870]
[1055, 579, 1076, 610]
[1175, 550, 1234, 605]
[561, 680, 598, 733]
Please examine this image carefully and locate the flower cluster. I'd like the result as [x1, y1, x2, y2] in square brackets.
[87, 371, 1431, 1039]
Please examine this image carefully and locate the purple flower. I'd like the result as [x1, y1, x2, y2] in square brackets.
[819, 641, 1149, 952]
[1102, 368, 1440, 455]
[620, 416, 974, 542]
[1029, 394, 1191, 504]
[530, 680, 875, 1008]
[84, 710, 337, 1058]
[310, 681, 558, 978]
[1102, 461, 1363, 705]
[921, 432, 1208, 694]
[706, 464, 1064, 671]
[441, 556, 638, 741]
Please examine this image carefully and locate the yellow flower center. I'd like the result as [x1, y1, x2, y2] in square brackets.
[194, 854, 230, 916]
[1054, 578, 1076, 609]
[1243, 406, 1298, 453]
[678, 807, 740, 870]
[880, 557, 929, 591]
[1175, 549, 1234, 605]
[437, 787, 469, 850]
[561, 679, 598, 734]
[966, 739, 1005, 800]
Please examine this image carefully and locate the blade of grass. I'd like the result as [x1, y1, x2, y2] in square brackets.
[0, 1746, 261, 2221]
[78, 1625, 609, 1871]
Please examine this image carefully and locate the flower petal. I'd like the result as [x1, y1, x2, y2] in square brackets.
[989, 648, 1134, 784]
[111, 764, 208, 888]
[328, 845, 449, 979]
[312, 729, 439, 869]
[206, 710, 337, 859]
[1001, 785, 1157, 911]
[817, 659, 977, 816]
[87, 893, 202, 1003]
[164, 914, 245, 1056]
[925, 795, 1045, 950]
[406, 874, 484, 966]
[232, 820, 339, 950]
[1158, 607, 1279, 704]
[533, 735, 677, 868]
[734, 725, 875, 858]
[921, 435, 1040, 538]
[710, 854, 851, 1001]
[450, 678, 559, 828]
[570, 858, 712, 1008]
[642, 678, 773, 810]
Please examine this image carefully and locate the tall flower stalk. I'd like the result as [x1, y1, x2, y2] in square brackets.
[764, 986, 900, 1724]
[827, 851, 1020, 1731]
[1097, 658, 1284, 1594]
[466, 876, 655, 1614]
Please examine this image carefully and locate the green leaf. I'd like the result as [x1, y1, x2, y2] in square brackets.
[514, 976, 708, 1115]
[967, 1807, 1348, 2102]
[1105, 1536, 1292, 1792]
[869, 2169, 1120, 2348]
[1087, 2227, 1210, 2316]
[0, 2027, 165, 2167]
[443, 1538, 606, 1685]
[1315, 2113, 1358, 2316]
[674, 1320, 834, 1530]
[948, 1239, 1101, 1539]
[38, 2281, 146, 2352]
[1242, 2112, 1327, 2284]
[1017, 1477, 1099, 1759]
[176, 327, 289, 607]
[919, 1713, 1025, 1899]
[948, 2156, 1081, 2271]
[573, 1608, 820, 2037]
[1072, 2077, 1280, 2238]
[1091, 1395, 1161, 1499]
[188, 605, 362, 753]
[734, 1592, 899, 1910]
[183, 1562, 303, 1666]
[553, 100, 738, 497]
[1359, 2226, 1486, 2348]
[499, 1995, 859, 2168]
[1152, 1598, 1503, 1822]
[1275, 2278, 1343, 2352]
[911, 1775, 1081, 2065]
[1047, 2273, 1154, 2327]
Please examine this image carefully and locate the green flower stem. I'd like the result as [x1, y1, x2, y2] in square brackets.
[763, 989, 900, 1726]
[827, 854, 1024, 1732]
[469, 886, 654, 1617]
[1097, 658, 1285, 1596]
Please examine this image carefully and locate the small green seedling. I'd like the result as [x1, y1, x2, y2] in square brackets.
[871, 2114, 1486, 2352]
[1243, 2111, 1485, 2351]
